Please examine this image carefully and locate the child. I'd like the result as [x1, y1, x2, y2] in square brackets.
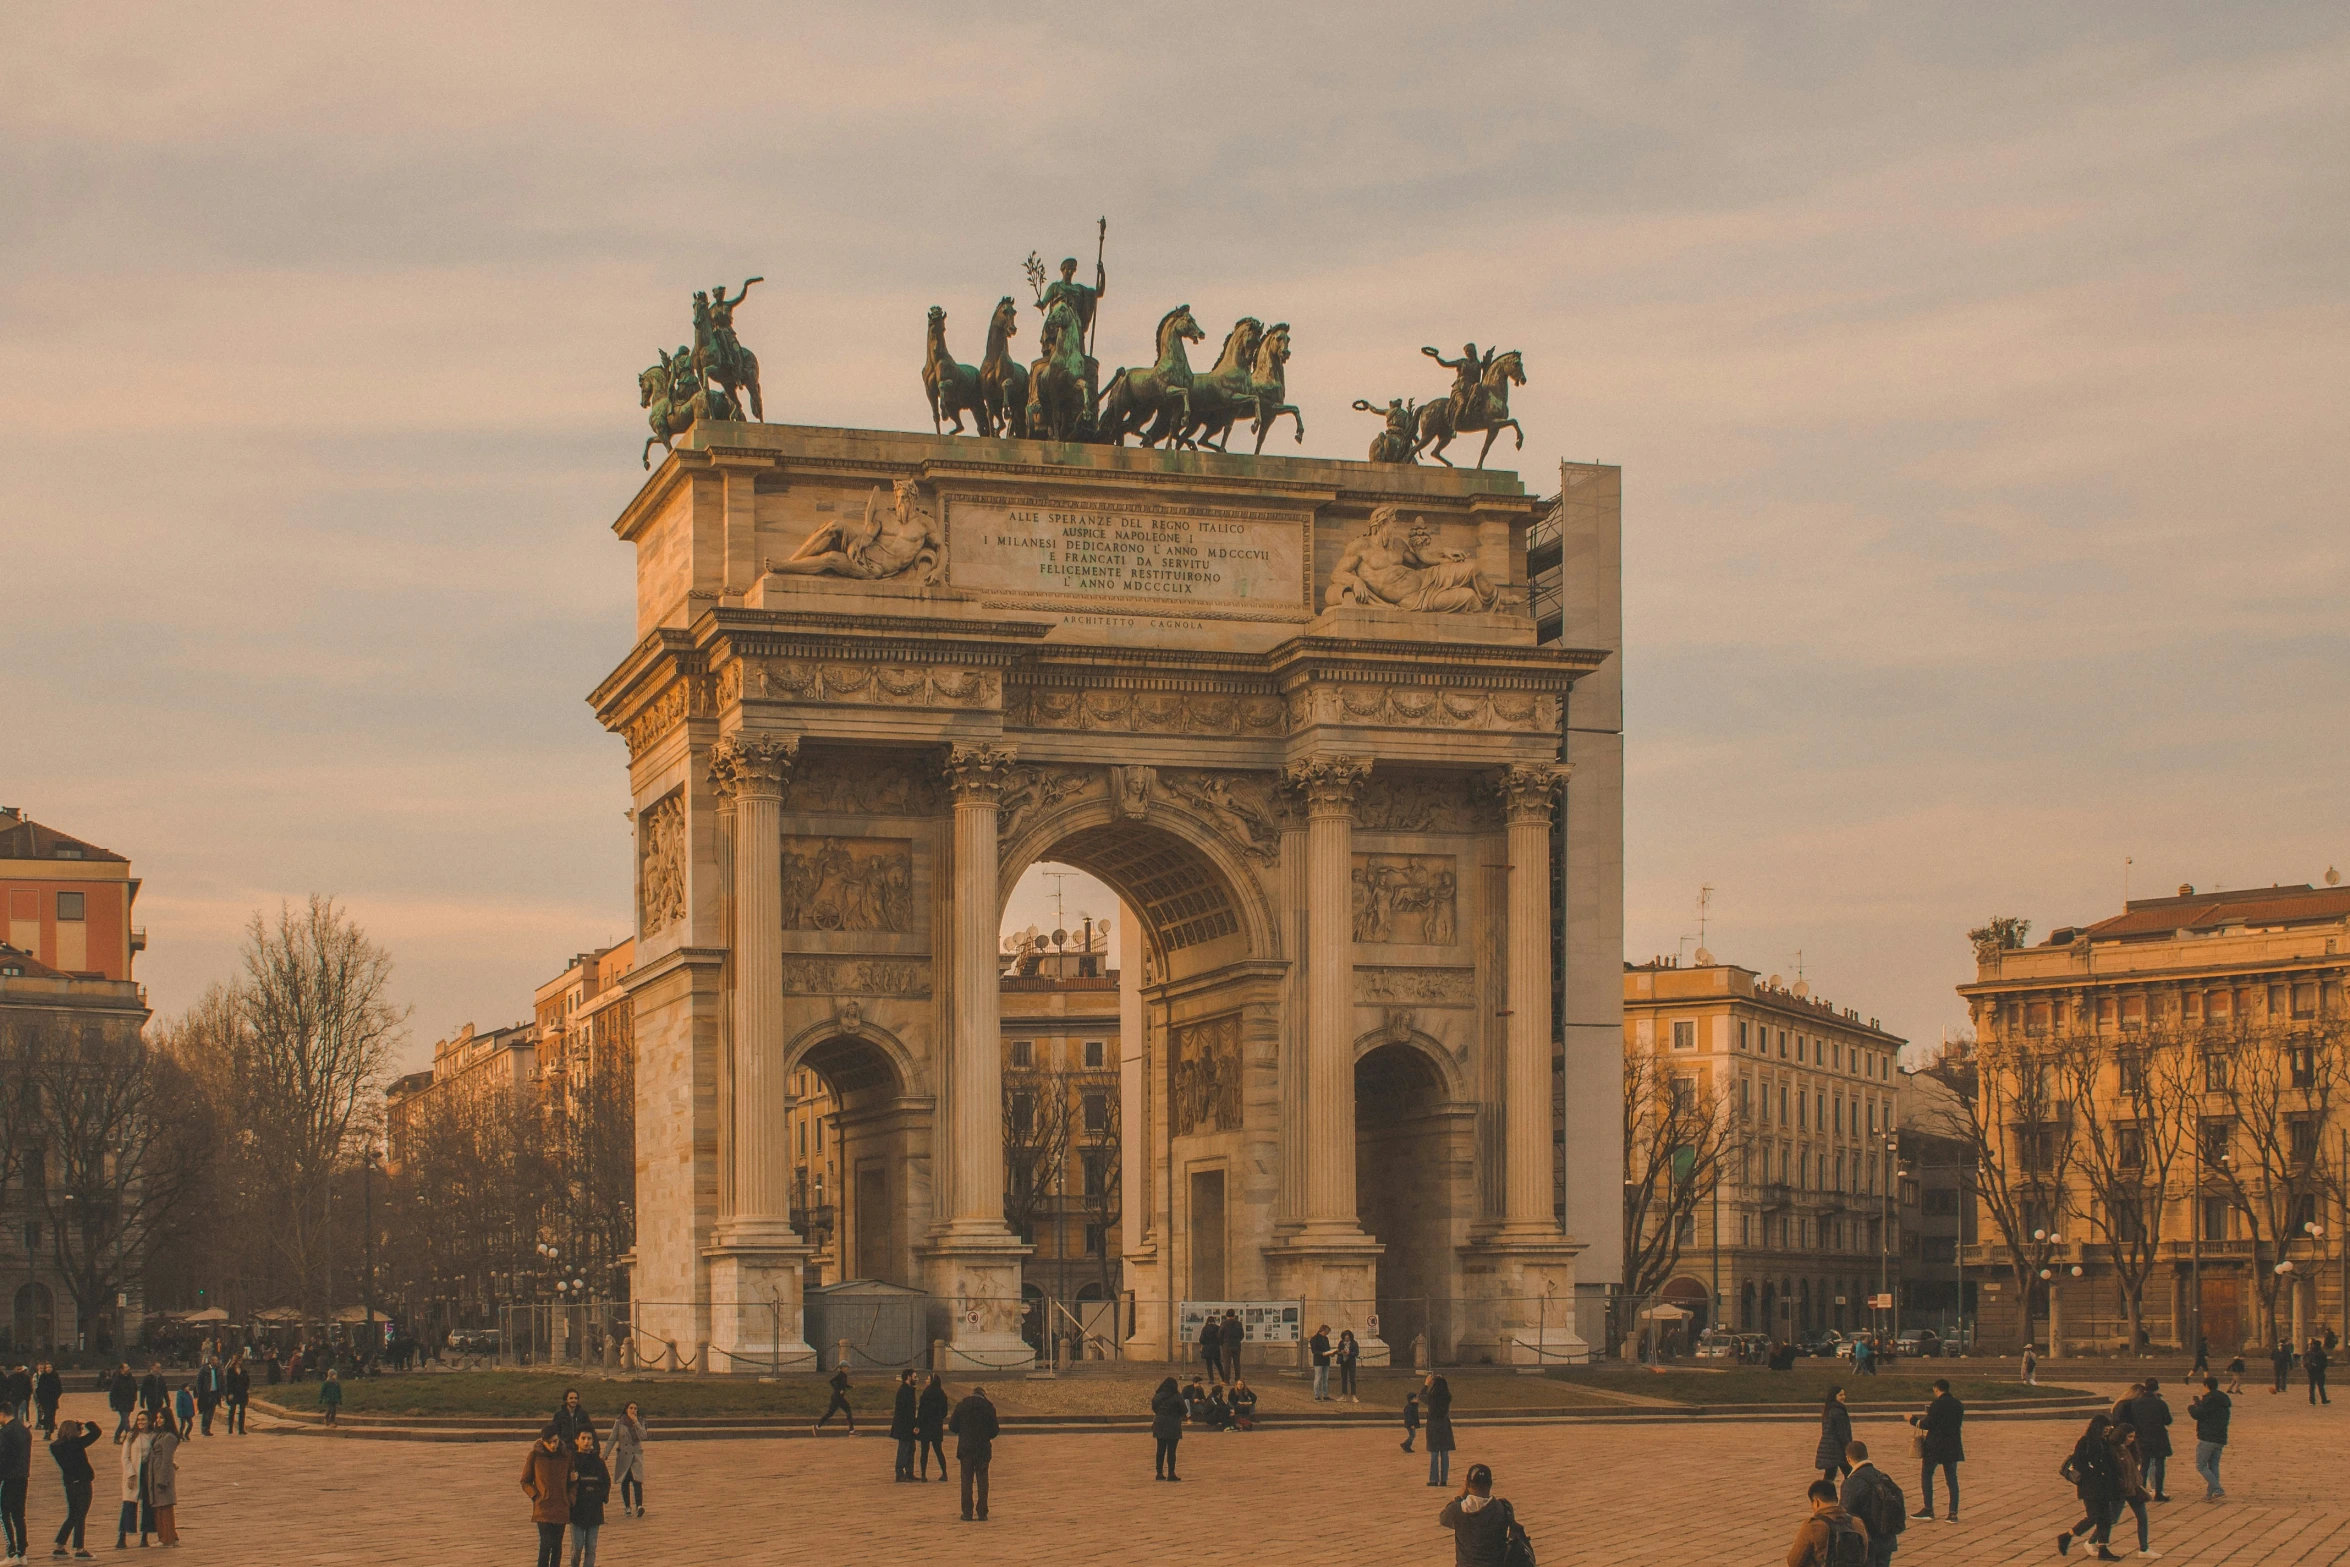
[173, 1383, 196, 1438]
[1401, 1388, 1422, 1452]
[319, 1368, 344, 1426]
[2225, 1350, 2247, 1395]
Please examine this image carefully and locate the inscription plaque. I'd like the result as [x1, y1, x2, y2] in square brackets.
[945, 493, 1309, 616]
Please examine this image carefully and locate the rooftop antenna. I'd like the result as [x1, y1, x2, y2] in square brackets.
[1042, 869, 1076, 936]
[2123, 855, 2132, 905]
[1693, 883, 1715, 966]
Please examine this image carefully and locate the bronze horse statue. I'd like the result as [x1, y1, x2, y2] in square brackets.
[1025, 298, 1091, 442]
[1155, 317, 1261, 451]
[1098, 305, 1205, 447]
[1243, 322, 1303, 455]
[923, 305, 990, 435]
[691, 281, 762, 423]
[1414, 349, 1526, 468]
[639, 346, 738, 469]
[979, 295, 1029, 440]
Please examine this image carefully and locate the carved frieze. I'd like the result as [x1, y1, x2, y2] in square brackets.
[1351, 853, 1459, 945]
[1006, 685, 1284, 736]
[1292, 685, 1557, 733]
[1172, 1013, 1242, 1137]
[1325, 505, 1500, 613]
[777, 957, 932, 996]
[997, 764, 1098, 843]
[623, 676, 714, 759]
[636, 793, 686, 934]
[1356, 772, 1491, 834]
[785, 753, 942, 817]
[780, 836, 913, 933]
[1354, 965, 1476, 1009]
[725, 658, 1000, 711]
[1161, 769, 1282, 865]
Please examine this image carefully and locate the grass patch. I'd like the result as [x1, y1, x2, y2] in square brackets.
[280, 1372, 839, 1421]
[1546, 1365, 2080, 1407]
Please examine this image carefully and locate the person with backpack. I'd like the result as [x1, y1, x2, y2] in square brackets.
[1438, 1462, 1531, 1567]
[2106, 1419, 2156, 1558]
[1908, 1378, 1965, 1522]
[2186, 1376, 2229, 1501]
[1838, 1440, 1906, 1567]
[2055, 1413, 2125, 1560]
[1786, 1476, 1871, 1567]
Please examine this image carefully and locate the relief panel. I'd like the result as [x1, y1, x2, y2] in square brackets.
[1351, 853, 1459, 945]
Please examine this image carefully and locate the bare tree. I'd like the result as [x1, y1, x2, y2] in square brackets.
[2204, 1013, 2348, 1344]
[1076, 1079, 1122, 1300]
[1620, 1048, 1730, 1302]
[1002, 1068, 1076, 1247]
[2054, 1023, 2197, 1351]
[1920, 1032, 2075, 1349]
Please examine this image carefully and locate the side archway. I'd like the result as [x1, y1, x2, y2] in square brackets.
[1353, 1036, 1475, 1358]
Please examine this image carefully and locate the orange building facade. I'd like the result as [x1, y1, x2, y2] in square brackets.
[0, 807, 143, 980]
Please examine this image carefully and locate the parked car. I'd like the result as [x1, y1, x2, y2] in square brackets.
[1895, 1329, 1943, 1359]
[1695, 1329, 1736, 1359]
[1805, 1330, 1848, 1359]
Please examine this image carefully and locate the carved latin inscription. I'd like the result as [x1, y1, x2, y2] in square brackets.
[1351, 854, 1459, 945]
[780, 837, 913, 933]
[1172, 1012, 1243, 1136]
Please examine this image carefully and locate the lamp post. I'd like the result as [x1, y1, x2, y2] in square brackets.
[1876, 1132, 1899, 1341]
[360, 1146, 380, 1363]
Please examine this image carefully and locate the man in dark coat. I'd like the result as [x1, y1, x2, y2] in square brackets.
[2307, 1338, 2331, 1405]
[106, 1366, 136, 1442]
[916, 1375, 950, 1481]
[1838, 1440, 1903, 1567]
[889, 1370, 919, 1481]
[4, 1365, 30, 1423]
[193, 1359, 224, 1436]
[1909, 1378, 1965, 1521]
[32, 1365, 61, 1436]
[1196, 1316, 1222, 1382]
[223, 1357, 251, 1436]
[0, 1403, 30, 1564]
[2123, 1379, 2173, 1501]
[948, 1384, 999, 1522]
[1218, 1310, 1244, 1381]
[2187, 1376, 2229, 1501]
[136, 1365, 167, 1430]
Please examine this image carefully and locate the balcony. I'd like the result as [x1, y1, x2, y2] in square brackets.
[1757, 1183, 1794, 1213]
[129, 927, 147, 953]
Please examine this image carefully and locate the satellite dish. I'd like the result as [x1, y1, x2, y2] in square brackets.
[2329, 866, 2342, 887]
[1693, 946, 1714, 967]
[1097, 917, 1112, 936]
[1767, 974, 1782, 989]
[1793, 980, 1810, 998]
[1052, 928, 1069, 948]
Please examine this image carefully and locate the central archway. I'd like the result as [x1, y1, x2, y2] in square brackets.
[782, 1027, 925, 1292]
[1354, 1037, 1472, 1360]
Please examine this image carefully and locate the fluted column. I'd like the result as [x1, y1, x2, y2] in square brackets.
[1284, 754, 1372, 1232]
[945, 743, 1019, 1231]
[1500, 762, 1571, 1232]
[710, 732, 799, 1241]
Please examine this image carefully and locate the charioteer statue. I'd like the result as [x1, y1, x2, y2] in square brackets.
[1026, 221, 1108, 416]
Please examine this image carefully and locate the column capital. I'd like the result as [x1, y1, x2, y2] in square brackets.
[1496, 761, 1572, 825]
[1280, 754, 1372, 818]
[709, 732, 799, 803]
[944, 742, 1019, 804]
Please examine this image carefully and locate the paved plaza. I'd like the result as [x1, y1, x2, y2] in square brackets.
[34, 1384, 2350, 1565]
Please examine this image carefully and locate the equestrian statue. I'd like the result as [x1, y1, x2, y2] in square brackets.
[1413, 342, 1526, 468]
[693, 278, 763, 422]
[639, 345, 739, 469]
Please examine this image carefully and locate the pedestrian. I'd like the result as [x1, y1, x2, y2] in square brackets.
[1907, 1377, 1965, 1522]
[604, 1402, 646, 1518]
[1422, 1372, 1455, 1489]
[104, 1370, 133, 1446]
[1437, 1462, 1526, 1567]
[135, 1367, 165, 1433]
[1309, 1324, 1333, 1401]
[319, 1368, 344, 1427]
[1150, 1376, 1184, 1481]
[890, 1370, 920, 1481]
[552, 1388, 596, 1446]
[1197, 1315, 1223, 1382]
[2186, 1376, 2229, 1502]
[2107, 1420, 2155, 1559]
[2022, 1343, 2039, 1386]
[2190, 1336, 2208, 1376]
[1786, 1476, 1870, 1567]
[2055, 1413, 2123, 1560]
[0, 1402, 29, 1565]
[49, 1417, 99, 1559]
[1220, 1309, 1244, 1382]
[521, 1425, 574, 1567]
[114, 1413, 152, 1550]
[2223, 1350, 2245, 1395]
[3, 1367, 26, 1427]
[1838, 1441, 1907, 1567]
[223, 1357, 250, 1437]
[813, 1364, 856, 1434]
[1229, 1377, 1257, 1431]
[1337, 1329, 1362, 1402]
[1402, 1387, 1422, 1452]
[567, 1429, 608, 1567]
[193, 1360, 222, 1438]
[2123, 1378, 2173, 1502]
[31, 1367, 58, 1440]
[916, 1374, 948, 1482]
[171, 1384, 194, 1441]
[264, 1348, 282, 1386]
[144, 1417, 179, 1548]
[2111, 1381, 2142, 1430]
[2306, 1337, 2331, 1406]
[1853, 1337, 1872, 1377]
[2270, 1339, 2292, 1395]
[1816, 1387, 1855, 1483]
[948, 1382, 998, 1523]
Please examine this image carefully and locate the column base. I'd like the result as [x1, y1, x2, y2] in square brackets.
[919, 1229, 1036, 1373]
[702, 1241, 815, 1374]
[1120, 1244, 1172, 1362]
[1269, 1230, 1387, 1365]
[1462, 1234, 1588, 1365]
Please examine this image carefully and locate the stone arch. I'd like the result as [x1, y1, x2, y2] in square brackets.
[781, 1014, 927, 1100]
[1349, 1024, 1468, 1104]
[1353, 1038, 1475, 1358]
[778, 1022, 931, 1290]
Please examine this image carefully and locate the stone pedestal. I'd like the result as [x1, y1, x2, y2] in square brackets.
[703, 1241, 815, 1371]
[920, 1240, 1036, 1370]
[1463, 1243, 1587, 1364]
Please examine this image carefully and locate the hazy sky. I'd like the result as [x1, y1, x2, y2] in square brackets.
[6, 5, 2345, 1068]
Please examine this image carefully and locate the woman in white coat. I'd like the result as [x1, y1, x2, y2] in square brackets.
[117, 1411, 156, 1548]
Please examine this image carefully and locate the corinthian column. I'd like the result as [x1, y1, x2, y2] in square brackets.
[1500, 762, 1571, 1234]
[944, 743, 1019, 1233]
[1283, 753, 1372, 1234]
[710, 731, 800, 1244]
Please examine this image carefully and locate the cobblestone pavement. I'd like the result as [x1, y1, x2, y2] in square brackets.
[39, 1388, 2349, 1565]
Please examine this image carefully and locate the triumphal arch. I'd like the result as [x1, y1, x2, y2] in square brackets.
[596, 418, 1614, 1368]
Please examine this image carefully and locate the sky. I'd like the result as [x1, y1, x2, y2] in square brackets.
[5, 4, 2346, 1070]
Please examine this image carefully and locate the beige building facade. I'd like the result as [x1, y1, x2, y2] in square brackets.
[595, 419, 1623, 1369]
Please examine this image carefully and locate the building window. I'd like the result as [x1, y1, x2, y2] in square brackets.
[2200, 1196, 2230, 1241]
[1833, 1098, 1843, 1134]
[2292, 983, 2318, 1019]
[2290, 1046, 2316, 1088]
[2203, 1053, 2228, 1092]
[1082, 1093, 1108, 1134]
[1011, 1090, 1035, 1137]
[1011, 1040, 1034, 1067]
[1778, 1031, 1787, 1059]
[55, 891, 84, 921]
[1084, 1039, 1106, 1068]
[1797, 1093, 1807, 1131]
[1740, 1078, 1751, 1118]
[2116, 1127, 2145, 1168]
[2289, 1118, 2319, 1166]
[1671, 1020, 1695, 1051]
[1082, 1149, 1108, 1197]
[798, 1122, 807, 1156]
[1084, 1223, 1105, 1257]
[1739, 1020, 1750, 1051]
[1741, 1214, 1751, 1245]
[1779, 1085, 1788, 1124]
[2119, 995, 2146, 1031]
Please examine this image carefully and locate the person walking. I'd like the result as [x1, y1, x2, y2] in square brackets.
[1423, 1373, 1456, 1488]
[2055, 1413, 2124, 1560]
[889, 1370, 919, 1482]
[1816, 1387, 1855, 1483]
[318, 1368, 344, 1427]
[2022, 1344, 2039, 1386]
[1150, 1377, 1185, 1482]
[1197, 1315, 1223, 1383]
[813, 1364, 857, 1434]
[2107, 1421, 2156, 1560]
[521, 1425, 574, 1567]
[134, 1367, 165, 1435]
[566, 1429, 608, 1567]
[171, 1384, 194, 1443]
[31, 1368, 58, 1441]
[1908, 1378, 1965, 1522]
[2190, 1336, 2208, 1376]
[143, 1419, 179, 1548]
[5, 1367, 28, 1426]
[2306, 1337, 2331, 1405]
[2223, 1350, 2245, 1395]
[1337, 1330, 1362, 1402]
[193, 1360, 222, 1438]
[604, 1403, 646, 1518]
[223, 1358, 249, 1437]
[916, 1374, 949, 1482]
[48, 1418, 99, 1559]
[552, 1389, 595, 1446]
[1219, 1310, 1244, 1382]
[103, 1372, 132, 1447]
[1309, 1325, 1333, 1402]
[2186, 1377, 2229, 1502]
[1786, 1477, 1870, 1567]
[114, 1414, 152, 1551]
[1838, 1441, 1907, 1567]
[1401, 1388, 1422, 1452]
[2270, 1339, 2292, 1395]
[1437, 1463, 1524, 1567]
[2123, 1379, 2173, 1502]
[948, 1383, 998, 1523]
[0, 1402, 30, 1565]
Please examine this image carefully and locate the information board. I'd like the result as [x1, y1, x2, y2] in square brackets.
[1176, 1300, 1303, 1344]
